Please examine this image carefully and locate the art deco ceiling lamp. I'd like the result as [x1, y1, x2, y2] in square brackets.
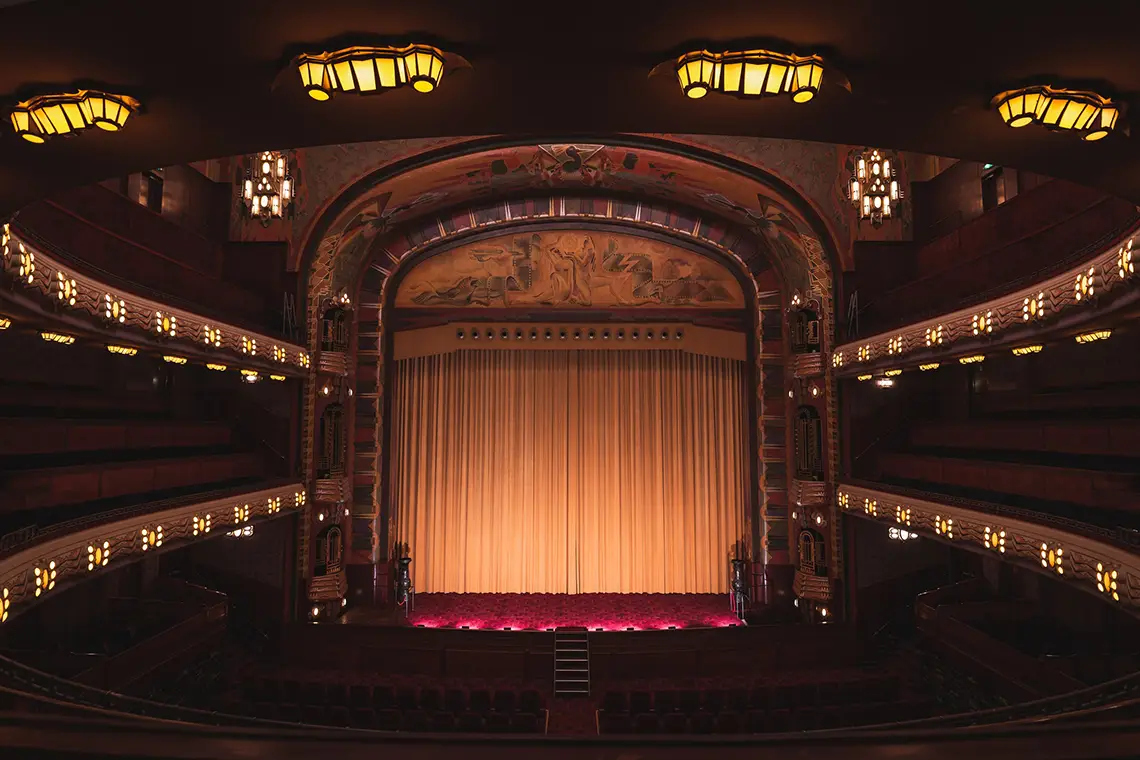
[993, 85, 1124, 141]
[242, 150, 294, 225]
[295, 44, 447, 101]
[671, 49, 827, 102]
[848, 148, 902, 226]
[11, 90, 140, 144]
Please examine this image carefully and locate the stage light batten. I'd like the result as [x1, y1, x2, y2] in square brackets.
[11, 90, 140, 144]
[993, 85, 1124, 141]
[294, 44, 447, 100]
[670, 49, 827, 103]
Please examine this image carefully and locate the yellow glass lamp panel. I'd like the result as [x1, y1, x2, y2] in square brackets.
[406, 47, 444, 92]
[350, 59, 378, 92]
[299, 61, 331, 100]
[332, 60, 357, 91]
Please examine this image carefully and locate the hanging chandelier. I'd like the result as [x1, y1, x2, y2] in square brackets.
[848, 148, 901, 226]
[242, 150, 294, 225]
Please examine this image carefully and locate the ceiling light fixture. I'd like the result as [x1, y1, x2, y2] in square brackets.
[667, 49, 830, 102]
[993, 85, 1124, 141]
[40, 331, 75, 345]
[295, 44, 448, 101]
[1075, 329, 1112, 344]
[242, 151, 294, 225]
[849, 148, 902, 226]
[11, 90, 140, 144]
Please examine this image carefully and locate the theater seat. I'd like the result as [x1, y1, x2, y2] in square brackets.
[484, 712, 511, 732]
[457, 711, 484, 732]
[445, 688, 467, 714]
[662, 712, 688, 733]
[511, 712, 539, 733]
[428, 712, 455, 732]
[403, 710, 429, 731]
[372, 685, 395, 710]
[629, 690, 652, 715]
[326, 706, 351, 727]
[349, 685, 371, 709]
[600, 712, 631, 734]
[633, 712, 659, 734]
[654, 690, 677, 714]
[715, 711, 742, 733]
[350, 708, 375, 729]
[690, 711, 714, 734]
[602, 691, 626, 714]
[419, 688, 443, 712]
[519, 690, 542, 715]
[492, 690, 516, 714]
[375, 709, 402, 731]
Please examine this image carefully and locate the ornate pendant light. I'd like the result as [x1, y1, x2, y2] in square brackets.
[848, 148, 901, 227]
[242, 150, 294, 225]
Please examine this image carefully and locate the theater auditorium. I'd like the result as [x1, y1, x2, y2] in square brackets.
[1, 3, 1140, 759]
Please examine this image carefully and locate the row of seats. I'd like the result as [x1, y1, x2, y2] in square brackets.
[876, 449, 1139, 512]
[241, 678, 544, 716]
[599, 677, 900, 716]
[226, 702, 544, 732]
[0, 417, 232, 456]
[598, 701, 928, 734]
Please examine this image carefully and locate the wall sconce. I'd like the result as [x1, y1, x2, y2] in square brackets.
[993, 85, 1124, 141]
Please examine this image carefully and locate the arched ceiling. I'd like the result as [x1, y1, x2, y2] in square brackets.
[3, 1, 1140, 215]
[297, 138, 841, 300]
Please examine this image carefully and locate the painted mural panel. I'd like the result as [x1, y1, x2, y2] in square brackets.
[395, 229, 745, 309]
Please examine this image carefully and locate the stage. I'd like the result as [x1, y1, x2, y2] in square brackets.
[342, 593, 744, 631]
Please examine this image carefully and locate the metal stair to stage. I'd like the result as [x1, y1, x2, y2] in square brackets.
[553, 628, 591, 699]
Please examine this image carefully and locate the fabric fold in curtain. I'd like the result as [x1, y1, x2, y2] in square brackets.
[390, 348, 748, 594]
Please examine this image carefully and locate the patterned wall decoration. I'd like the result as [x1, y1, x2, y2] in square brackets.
[301, 139, 839, 312]
[395, 229, 746, 309]
[838, 482, 1140, 615]
[290, 135, 875, 274]
[831, 233, 1138, 375]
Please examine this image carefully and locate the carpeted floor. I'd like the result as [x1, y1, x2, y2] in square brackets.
[406, 593, 742, 630]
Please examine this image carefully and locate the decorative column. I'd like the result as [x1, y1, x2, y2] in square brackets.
[787, 293, 837, 620]
[306, 296, 352, 619]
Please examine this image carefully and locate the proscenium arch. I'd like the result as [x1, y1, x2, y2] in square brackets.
[341, 199, 835, 595]
[298, 139, 846, 605]
[371, 217, 768, 581]
[295, 134, 850, 301]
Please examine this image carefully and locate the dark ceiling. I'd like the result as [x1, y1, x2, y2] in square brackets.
[2, 0, 1140, 214]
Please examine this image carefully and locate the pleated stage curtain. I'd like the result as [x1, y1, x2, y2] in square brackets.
[390, 349, 748, 594]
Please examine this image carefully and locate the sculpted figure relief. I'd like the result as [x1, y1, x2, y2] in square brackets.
[396, 230, 745, 309]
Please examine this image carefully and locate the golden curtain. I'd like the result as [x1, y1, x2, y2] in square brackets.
[390, 349, 748, 593]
